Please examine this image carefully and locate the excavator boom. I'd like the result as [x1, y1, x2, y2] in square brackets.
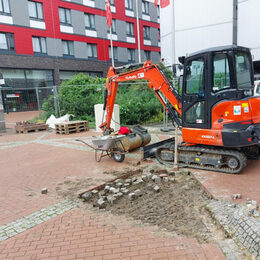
[100, 61, 181, 133]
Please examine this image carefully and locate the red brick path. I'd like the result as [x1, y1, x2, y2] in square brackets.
[0, 140, 136, 226]
[0, 207, 225, 260]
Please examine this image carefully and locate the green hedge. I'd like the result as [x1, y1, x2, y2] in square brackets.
[42, 73, 164, 125]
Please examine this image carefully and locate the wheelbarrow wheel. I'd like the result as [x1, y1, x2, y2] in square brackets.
[112, 152, 125, 162]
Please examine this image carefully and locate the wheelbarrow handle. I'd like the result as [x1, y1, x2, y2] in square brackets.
[75, 139, 95, 150]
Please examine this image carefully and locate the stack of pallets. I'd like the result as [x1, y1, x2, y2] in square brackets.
[55, 121, 89, 135]
[15, 121, 48, 134]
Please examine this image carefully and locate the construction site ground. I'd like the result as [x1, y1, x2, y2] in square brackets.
[0, 111, 259, 260]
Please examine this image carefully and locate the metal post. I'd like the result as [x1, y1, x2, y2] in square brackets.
[172, 1, 178, 170]
[233, 0, 238, 46]
[136, 0, 141, 63]
[109, 26, 115, 67]
[174, 123, 178, 170]
[53, 85, 60, 117]
[35, 87, 41, 116]
[0, 86, 6, 132]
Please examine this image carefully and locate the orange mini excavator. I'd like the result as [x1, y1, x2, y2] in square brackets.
[100, 46, 260, 174]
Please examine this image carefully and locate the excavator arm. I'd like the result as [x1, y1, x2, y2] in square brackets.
[100, 61, 182, 133]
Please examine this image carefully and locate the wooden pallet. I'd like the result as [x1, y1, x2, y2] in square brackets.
[15, 121, 49, 134]
[55, 121, 89, 135]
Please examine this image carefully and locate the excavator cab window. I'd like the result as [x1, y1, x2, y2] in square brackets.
[213, 53, 231, 92]
[235, 51, 252, 89]
[186, 59, 204, 96]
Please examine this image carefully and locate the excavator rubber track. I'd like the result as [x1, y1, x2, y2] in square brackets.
[155, 142, 247, 174]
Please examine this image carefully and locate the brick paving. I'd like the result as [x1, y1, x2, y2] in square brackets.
[0, 207, 225, 260]
[192, 160, 260, 203]
[0, 135, 137, 226]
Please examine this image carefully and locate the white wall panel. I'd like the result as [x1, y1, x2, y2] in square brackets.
[238, 0, 260, 61]
[161, 0, 233, 65]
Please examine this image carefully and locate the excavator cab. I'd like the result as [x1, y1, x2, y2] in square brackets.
[180, 46, 254, 130]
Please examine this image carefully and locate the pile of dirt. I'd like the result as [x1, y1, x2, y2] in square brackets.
[84, 170, 224, 243]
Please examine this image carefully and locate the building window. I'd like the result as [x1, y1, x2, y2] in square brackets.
[125, 0, 133, 10]
[142, 1, 149, 15]
[87, 43, 97, 58]
[109, 46, 118, 61]
[144, 50, 151, 61]
[85, 13, 95, 30]
[0, 0, 10, 14]
[126, 22, 134, 37]
[128, 48, 135, 62]
[59, 71, 102, 81]
[62, 40, 74, 56]
[28, 1, 44, 20]
[32, 37, 47, 54]
[112, 19, 116, 34]
[143, 26, 150, 40]
[0, 32, 14, 51]
[108, 19, 116, 34]
[59, 8, 71, 25]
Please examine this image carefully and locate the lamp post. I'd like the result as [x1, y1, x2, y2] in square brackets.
[136, 0, 141, 63]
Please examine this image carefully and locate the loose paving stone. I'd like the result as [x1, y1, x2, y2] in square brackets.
[0, 200, 78, 242]
[128, 193, 136, 201]
[97, 198, 106, 209]
[125, 178, 132, 184]
[152, 175, 161, 184]
[121, 188, 129, 194]
[163, 177, 169, 182]
[134, 189, 142, 197]
[41, 187, 48, 194]
[104, 185, 110, 192]
[141, 175, 148, 181]
[232, 194, 242, 200]
[153, 185, 160, 192]
[114, 192, 123, 198]
[91, 189, 98, 195]
[133, 178, 144, 185]
[116, 182, 123, 188]
[98, 190, 106, 197]
[107, 195, 117, 204]
[109, 187, 120, 194]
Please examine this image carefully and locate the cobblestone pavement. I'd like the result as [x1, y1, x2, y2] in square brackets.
[208, 200, 260, 259]
[0, 200, 79, 242]
[0, 206, 226, 260]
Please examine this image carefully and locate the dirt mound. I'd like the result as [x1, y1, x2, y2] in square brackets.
[84, 171, 224, 243]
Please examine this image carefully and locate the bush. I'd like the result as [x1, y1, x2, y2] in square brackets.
[41, 73, 166, 125]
